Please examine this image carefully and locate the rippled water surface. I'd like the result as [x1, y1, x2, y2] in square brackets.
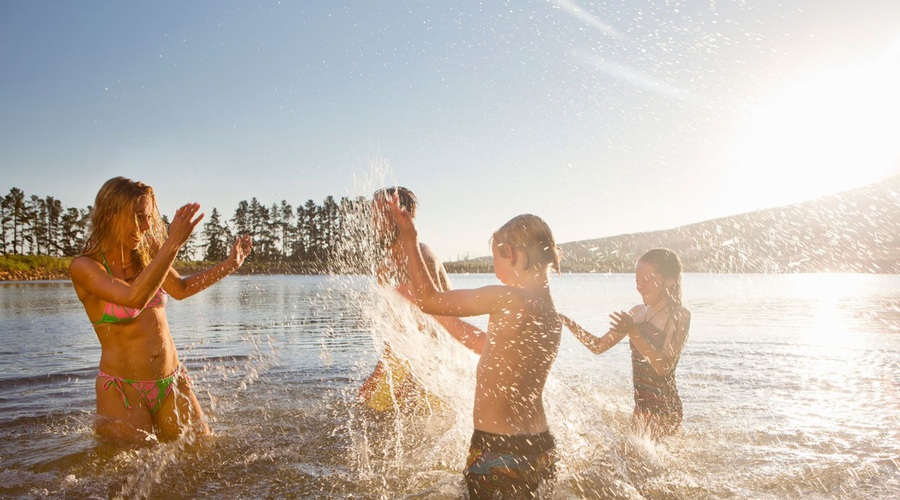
[1, 273, 898, 498]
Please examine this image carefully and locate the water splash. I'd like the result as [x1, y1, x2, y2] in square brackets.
[308, 158, 675, 497]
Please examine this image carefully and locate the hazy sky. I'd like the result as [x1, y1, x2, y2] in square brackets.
[2, 1, 898, 260]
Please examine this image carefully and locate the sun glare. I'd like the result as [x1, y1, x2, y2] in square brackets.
[732, 58, 900, 210]
[793, 273, 867, 345]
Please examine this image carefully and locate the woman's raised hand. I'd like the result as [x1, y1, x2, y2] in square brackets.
[228, 234, 253, 268]
[168, 203, 204, 247]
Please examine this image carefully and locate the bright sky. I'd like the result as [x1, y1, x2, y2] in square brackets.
[2, 1, 899, 260]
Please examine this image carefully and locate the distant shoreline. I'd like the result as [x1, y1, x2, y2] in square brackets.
[0, 255, 72, 282]
[0, 256, 258, 282]
[4, 176, 896, 281]
[0, 269, 70, 281]
[2, 262, 897, 283]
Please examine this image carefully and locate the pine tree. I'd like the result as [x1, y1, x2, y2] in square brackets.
[5, 188, 27, 254]
[202, 208, 229, 262]
[0, 194, 9, 254]
[45, 196, 63, 257]
[231, 200, 251, 236]
[30, 196, 44, 255]
[60, 207, 85, 256]
[279, 200, 295, 260]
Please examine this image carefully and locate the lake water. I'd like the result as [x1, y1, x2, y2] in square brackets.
[0, 273, 898, 499]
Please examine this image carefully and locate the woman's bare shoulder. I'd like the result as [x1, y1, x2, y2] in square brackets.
[69, 255, 103, 274]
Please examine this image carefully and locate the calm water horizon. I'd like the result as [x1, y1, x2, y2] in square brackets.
[1, 273, 898, 498]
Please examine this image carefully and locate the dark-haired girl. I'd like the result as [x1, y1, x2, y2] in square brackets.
[561, 248, 690, 438]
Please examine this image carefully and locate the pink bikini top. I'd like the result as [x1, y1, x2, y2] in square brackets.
[92, 251, 167, 325]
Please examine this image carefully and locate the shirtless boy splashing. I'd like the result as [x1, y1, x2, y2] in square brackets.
[387, 195, 562, 498]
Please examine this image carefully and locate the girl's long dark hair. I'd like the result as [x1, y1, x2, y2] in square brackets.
[639, 248, 683, 306]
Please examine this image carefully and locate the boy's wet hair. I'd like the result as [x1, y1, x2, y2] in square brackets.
[491, 214, 561, 274]
[638, 248, 683, 306]
[373, 186, 418, 218]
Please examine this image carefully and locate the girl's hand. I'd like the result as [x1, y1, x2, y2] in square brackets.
[228, 234, 253, 268]
[387, 193, 417, 239]
[168, 203, 204, 247]
[610, 310, 634, 333]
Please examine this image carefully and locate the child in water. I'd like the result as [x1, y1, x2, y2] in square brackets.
[387, 195, 562, 499]
[561, 248, 690, 439]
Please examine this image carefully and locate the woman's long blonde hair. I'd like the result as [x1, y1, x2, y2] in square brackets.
[82, 177, 167, 273]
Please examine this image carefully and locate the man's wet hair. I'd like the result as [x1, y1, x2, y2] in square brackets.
[373, 186, 418, 218]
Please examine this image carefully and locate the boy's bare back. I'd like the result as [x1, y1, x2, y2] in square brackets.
[387, 204, 563, 436]
[473, 287, 561, 435]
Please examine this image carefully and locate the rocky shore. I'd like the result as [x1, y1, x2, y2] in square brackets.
[0, 268, 69, 281]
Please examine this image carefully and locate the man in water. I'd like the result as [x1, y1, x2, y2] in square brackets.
[357, 187, 451, 416]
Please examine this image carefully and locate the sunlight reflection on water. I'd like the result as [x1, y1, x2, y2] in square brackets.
[0, 273, 898, 498]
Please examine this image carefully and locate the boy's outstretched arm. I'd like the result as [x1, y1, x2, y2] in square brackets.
[560, 313, 626, 355]
[435, 316, 486, 354]
[394, 282, 485, 353]
[388, 194, 514, 318]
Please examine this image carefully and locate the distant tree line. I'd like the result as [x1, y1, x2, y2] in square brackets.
[1, 187, 91, 258]
[1, 187, 374, 274]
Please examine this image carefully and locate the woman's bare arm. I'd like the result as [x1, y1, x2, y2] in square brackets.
[70, 203, 203, 309]
[164, 235, 251, 300]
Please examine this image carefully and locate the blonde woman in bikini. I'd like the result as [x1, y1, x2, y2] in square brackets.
[69, 177, 251, 444]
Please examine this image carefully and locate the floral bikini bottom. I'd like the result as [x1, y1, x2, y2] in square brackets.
[97, 365, 189, 415]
